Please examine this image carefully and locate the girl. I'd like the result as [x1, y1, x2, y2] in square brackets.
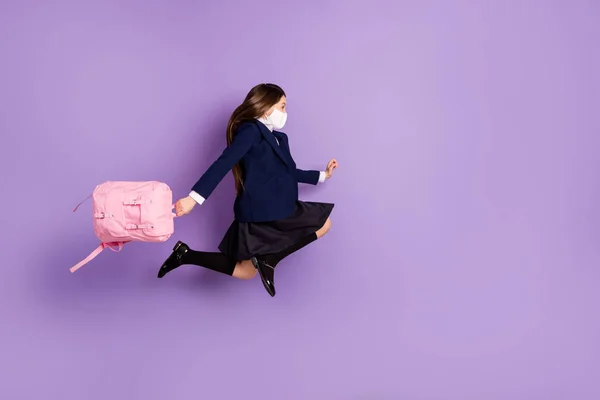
[157, 83, 337, 297]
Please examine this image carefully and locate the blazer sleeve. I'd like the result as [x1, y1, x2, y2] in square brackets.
[191, 123, 260, 199]
[295, 168, 320, 185]
[280, 132, 321, 185]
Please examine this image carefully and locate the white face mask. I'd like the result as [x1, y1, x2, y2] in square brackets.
[265, 108, 287, 130]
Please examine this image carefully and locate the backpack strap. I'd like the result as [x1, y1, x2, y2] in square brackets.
[70, 242, 125, 273]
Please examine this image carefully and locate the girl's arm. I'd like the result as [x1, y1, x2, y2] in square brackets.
[280, 132, 327, 185]
[295, 169, 326, 185]
[189, 123, 260, 202]
[297, 158, 337, 184]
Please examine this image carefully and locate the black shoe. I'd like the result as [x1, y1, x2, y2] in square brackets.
[157, 241, 189, 278]
[251, 256, 276, 297]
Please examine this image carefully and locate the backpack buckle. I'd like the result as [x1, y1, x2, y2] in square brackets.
[126, 223, 154, 230]
[124, 198, 151, 206]
[94, 212, 112, 219]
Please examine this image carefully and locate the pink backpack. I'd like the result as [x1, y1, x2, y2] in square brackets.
[70, 181, 176, 272]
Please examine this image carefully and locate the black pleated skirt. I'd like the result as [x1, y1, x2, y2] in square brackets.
[218, 201, 334, 268]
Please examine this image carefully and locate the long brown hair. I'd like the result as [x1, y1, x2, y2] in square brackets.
[226, 83, 286, 195]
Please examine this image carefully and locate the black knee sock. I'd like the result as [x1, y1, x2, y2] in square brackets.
[181, 250, 233, 275]
[263, 232, 318, 267]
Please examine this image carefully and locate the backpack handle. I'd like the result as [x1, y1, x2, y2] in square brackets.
[73, 194, 92, 212]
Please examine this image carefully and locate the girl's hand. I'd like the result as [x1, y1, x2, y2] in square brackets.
[174, 196, 196, 216]
[325, 158, 338, 179]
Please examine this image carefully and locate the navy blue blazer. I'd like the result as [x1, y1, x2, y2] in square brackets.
[191, 120, 320, 222]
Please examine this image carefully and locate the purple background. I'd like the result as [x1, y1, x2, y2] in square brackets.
[1, 1, 599, 399]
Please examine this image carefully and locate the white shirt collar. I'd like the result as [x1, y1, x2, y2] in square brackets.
[256, 117, 274, 132]
[255, 117, 280, 145]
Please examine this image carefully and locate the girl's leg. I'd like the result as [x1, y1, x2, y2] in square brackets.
[159, 218, 332, 293]
[252, 218, 332, 297]
[231, 260, 258, 280]
[158, 241, 256, 280]
[263, 218, 332, 267]
[251, 218, 331, 296]
[315, 217, 332, 238]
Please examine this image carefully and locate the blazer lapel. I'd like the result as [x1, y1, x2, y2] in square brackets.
[256, 121, 290, 168]
[273, 132, 296, 168]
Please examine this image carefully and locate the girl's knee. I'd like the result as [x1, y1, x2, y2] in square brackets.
[232, 262, 257, 280]
[316, 218, 332, 238]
